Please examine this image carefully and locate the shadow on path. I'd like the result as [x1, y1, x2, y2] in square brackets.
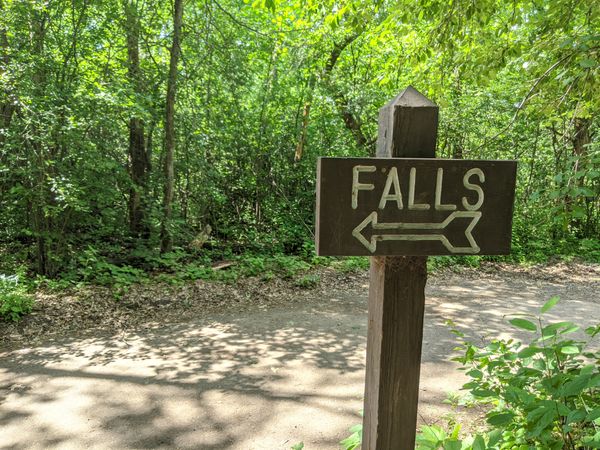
[1, 268, 598, 449]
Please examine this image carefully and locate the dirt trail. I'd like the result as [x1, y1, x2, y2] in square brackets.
[1, 263, 599, 449]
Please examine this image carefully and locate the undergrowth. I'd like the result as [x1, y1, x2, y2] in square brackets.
[338, 296, 600, 450]
[5, 233, 597, 322]
[0, 274, 34, 322]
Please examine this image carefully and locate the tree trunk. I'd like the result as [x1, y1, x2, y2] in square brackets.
[160, 0, 184, 253]
[572, 117, 590, 157]
[0, 0, 14, 150]
[322, 34, 371, 152]
[29, 8, 52, 276]
[124, 1, 150, 239]
[569, 117, 592, 233]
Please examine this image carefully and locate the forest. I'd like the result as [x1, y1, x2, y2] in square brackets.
[0, 0, 598, 283]
[1, 2, 600, 448]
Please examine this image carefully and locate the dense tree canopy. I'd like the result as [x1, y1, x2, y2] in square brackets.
[0, 0, 598, 278]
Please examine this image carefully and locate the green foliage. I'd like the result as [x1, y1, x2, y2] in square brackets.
[272, 255, 312, 278]
[578, 239, 600, 263]
[172, 263, 215, 282]
[340, 297, 600, 450]
[294, 274, 320, 289]
[429, 256, 481, 271]
[415, 424, 486, 450]
[239, 256, 268, 277]
[237, 255, 311, 279]
[33, 246, 326, 291]
[75, 247, 147, 289]
[339, 424, 362, 450]
[0, 275, 34, 322]
[157, 253, 315, 285]
[290, 443, 304, 450]
[0, 0, 598, 280]
[335, 257, 370, 273]
[451, 296, 600, 449]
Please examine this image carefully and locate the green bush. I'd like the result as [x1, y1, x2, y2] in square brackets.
[76, 247, 147, 287]
[579, 238, 600, 263]
[341, 297, 600, 450]
[450, 296, 600, 449]
[238, 254, 311, 279]
[239, 256, 267, 277]
[428, 256, 481, 271]
[340, 424, 362, 450]
[0, 274, 34, 322]
[175, 263, 214, 281]
[294, 274, 320, 289]
[336, 257, 370, 273]
[272, 255, 311, 278]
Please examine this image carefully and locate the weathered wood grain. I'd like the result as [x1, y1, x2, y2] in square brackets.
[316, 157, 517, 256]
[363, 86, 436, 450]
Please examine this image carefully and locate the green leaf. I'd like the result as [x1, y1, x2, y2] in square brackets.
[348, 424, 362, 433]
[566, 409, 586, 424]
[581, 433, 600, 448]
[449, 424, 461, 440]
[291, 443, 304, 450]
[472, 389, 496, 398]
[418, 425, 446, 443]
[541, 322, 575, 339]
[562, 375, 590, 396]
[509, 318, 537, 332]
[339, 433, 360, 450]
[518, 346, 541, 358]
[443, 441, 462, 450]
[587, 408, 600, 422]
[531, 409, 556, 437]
[487, 412, 514, 426]
[560, 345, 580, 355]
[487, 429, 502, 446]
[466, 369, 483, 379]
[541, 296, 559, 313]
[581, 364, 596, 376]
[585, 325, 600, 337]
[558, 324, 580, 335]
[580, 58, 598, 68]
[472, 435, 486, 450]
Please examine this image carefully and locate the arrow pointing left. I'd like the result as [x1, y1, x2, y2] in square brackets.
[352, 211, 482, 254]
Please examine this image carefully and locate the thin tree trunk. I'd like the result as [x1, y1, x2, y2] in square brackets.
[568, 116, 592, 232]
[124, 1, 150, 239]
[160, 0, 184, 253]
[0, 0, 15, 150]
[322, 34, 371, 152]
[572, 117, 590, 158]
[451, 73, 464, 159]
[29, 8, 52, 275]
[294, 75, 316, 162]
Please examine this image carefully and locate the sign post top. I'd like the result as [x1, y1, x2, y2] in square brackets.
[382, 85, 438, 109]
[377, 86, 439, 158]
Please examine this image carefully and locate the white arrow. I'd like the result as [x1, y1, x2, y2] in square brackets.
[352, 211, 482, 254]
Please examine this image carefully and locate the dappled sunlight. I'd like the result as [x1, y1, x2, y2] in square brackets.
[426, 275, 598, 348]
[0, 304, 367, 449]
[0, 269, 597, 448]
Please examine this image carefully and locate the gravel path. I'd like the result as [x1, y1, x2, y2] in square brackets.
[1, 263, 598, 449]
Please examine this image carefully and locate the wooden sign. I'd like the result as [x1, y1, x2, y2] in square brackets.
[316, 157, 516, 256]
[313, 86, 517, 449]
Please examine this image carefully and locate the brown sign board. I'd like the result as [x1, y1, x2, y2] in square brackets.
[316, 157, 517, 256]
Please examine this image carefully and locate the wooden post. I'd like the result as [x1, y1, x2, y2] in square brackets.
[362, 86, 438, 449]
